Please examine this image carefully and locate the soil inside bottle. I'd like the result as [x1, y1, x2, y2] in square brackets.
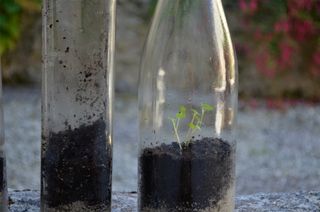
[0, 157, 3, 193]
[139, 137, 235, 211]
[42, 119, 112, 210]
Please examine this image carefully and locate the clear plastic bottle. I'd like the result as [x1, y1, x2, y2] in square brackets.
[41, 0, 116, 211]
[138, 0, 237, 211]
[0, 60, 8, 212]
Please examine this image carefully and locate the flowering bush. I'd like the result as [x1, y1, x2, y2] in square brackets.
[0, 0, 40, 55]
[237, 0, 320, 78]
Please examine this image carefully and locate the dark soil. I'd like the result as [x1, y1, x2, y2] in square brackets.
[0, 157, 3, 193]
[139, 137, 235, 211]
[42, 119, 112, 209]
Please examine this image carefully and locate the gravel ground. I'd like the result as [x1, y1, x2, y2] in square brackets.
[8, 190, 320, 212]
[2, 87, 320, 194]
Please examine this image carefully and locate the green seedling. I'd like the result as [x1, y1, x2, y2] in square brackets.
[169, 106, 186, 149]
[169, 103, 214, 149]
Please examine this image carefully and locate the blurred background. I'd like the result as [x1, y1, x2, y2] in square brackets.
[0, 0, 319, 194]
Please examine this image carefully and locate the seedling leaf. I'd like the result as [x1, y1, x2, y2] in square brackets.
[191, 109, 200, 116]
[201, 103, 214, 111]
[176, 106, 186, 119]
[169, 103, 213, 148]
[188, 122, 196, 129]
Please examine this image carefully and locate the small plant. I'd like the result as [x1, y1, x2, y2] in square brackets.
[169, 103, 214, 148]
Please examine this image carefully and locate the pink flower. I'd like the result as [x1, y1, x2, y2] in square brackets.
[274, 20, 290, 33]
[296, 0, 313, 10]
[292, 19, 315, 42]
[277, 42, 294, 70]
[239, 0, 247, 11]
[255, 51, 276, 78]
[239, 0, 259, 14]
[289, 0, 313, 14]
[249, 0, 258, 13]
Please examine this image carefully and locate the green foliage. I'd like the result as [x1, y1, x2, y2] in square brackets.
[0, 0, 40, 55]
[147, 0, 158, 19]
[169, 103, 214, 149]
[0, 0, 21, 55]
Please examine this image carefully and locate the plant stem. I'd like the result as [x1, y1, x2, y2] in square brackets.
[200, 109, 205, 124]
[171, 119, 182, 149]
[185, 112, 197, 143]
[176, 118, 180, 130]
